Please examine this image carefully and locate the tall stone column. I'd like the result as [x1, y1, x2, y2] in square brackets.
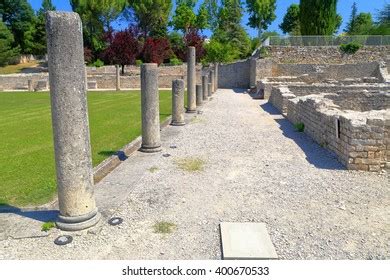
[196, 84, 203, 106]
[187, 46, 196, 113]
[202, 75, 208, 101]
[208, 83, 212, 98]
[210, 70, 215, 94]
[171, 79, 185, 126]
[46, 11, 100, 231]
[116, 65, 121, 91]
[214, 63, 219, 91]
[140, 63, 162, 153]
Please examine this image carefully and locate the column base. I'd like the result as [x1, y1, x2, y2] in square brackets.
[56, 209, 101, 231]
[186, 109, 197, 114]
[171, 121, 186, 126]
[139, 145, 162, 153]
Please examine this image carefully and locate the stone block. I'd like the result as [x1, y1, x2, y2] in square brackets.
[220, 222, 278, 260]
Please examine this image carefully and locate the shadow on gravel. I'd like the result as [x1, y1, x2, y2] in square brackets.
[0, 205, 58, 222]
[261, 102, 345, 170]
[98, 150, 128, 161]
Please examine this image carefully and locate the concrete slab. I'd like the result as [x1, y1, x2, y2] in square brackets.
[220, 222, 278, 260]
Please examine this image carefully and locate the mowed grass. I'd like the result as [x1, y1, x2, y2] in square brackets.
[0, 90, 172, 207]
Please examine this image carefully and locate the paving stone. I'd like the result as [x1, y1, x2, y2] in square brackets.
[220, 222, 278, 260]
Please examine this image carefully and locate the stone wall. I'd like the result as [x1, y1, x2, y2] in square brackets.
[218, 59, 251, 88]
[266, 46, 390, 64]
[285, 95, 389, 171]
[0, 65, 203, 91]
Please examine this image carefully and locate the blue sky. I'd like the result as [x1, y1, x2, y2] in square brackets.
[28, 0, 388, 37]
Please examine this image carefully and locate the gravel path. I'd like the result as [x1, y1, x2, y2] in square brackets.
[1, 89, 389, 260]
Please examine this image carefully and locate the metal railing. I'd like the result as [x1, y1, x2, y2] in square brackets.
[266, 35, 390, 46]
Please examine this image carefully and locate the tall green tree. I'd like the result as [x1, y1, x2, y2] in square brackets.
[127, 0, 172, 37]
[279, 4, 300, 35]
[171, 2, 197, 34]
[213, 0, 251, 59]
[171, 0, 209, 33]
[370, 3, 390, 35]
[344, 2, 358, 34]
[25, 0, 56, 55]
[346, 12, 373, 35]
[245, 0, 277, 38]
[71, 0, 126, 52]
[0, 0, 36, 53]
[0, 20, 19, 66]
[300, 0, 339, 35]
[204, 0, 218, 31]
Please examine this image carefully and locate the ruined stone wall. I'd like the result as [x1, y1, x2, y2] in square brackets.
[286, 95, 389, 171]
[267, 46, 390, 64]
[0, 65, 203, 91]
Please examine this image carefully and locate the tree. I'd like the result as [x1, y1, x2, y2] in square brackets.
[279, 4, 300, 35]
[0, 0, 36, 53]
[171, 3, 197, 34]
[204, 0, 219, 31]
[196, 2, 209, 31]
[370, 3, 390, 35]
[300, 0, 339, 35]
[203, 39, 239, 63]
[142, 37, 172, 65]
[245, 0, 277, 38]
[344, 2, 358, 34]
[25, 0, 56, 55]
[127, 0, 172, 37]
[101, 27, 142, 73]
[377, 3, 390, 24]
[350, 13, 373, 35]
[71, 0, 126, 53]
[0, 20, 19, 66]
[213, 0, 251, 59]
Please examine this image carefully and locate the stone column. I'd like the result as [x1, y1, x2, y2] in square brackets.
[28, 80, 33, 91]
[140, 63, 162, 153]
[214, 63, 219, 91]
[196, 84, 203, 106]
[202, 75, 208, 101]
[46, 11, 100, 231]
[210, 70, 215, 94]
[116, 65, 121, 91]
[171, 79, 185, 126]
[186, 46, 196, 113]
[208, 83, 212, 97]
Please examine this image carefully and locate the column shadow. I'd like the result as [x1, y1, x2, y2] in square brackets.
[0, 205, 59, 222]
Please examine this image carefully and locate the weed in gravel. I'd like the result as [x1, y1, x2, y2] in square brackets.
[41, 221, 56, 232]
[176, 157, 205, 172]
[148, 166, 159, 173]
[153, 221, 176, 234]
[294, 122, 305, 132]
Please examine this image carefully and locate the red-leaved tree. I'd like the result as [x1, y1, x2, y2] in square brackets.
[102, 27, 142, 74]
[184, 29, 206, 62]
[141, 37, 172, 65]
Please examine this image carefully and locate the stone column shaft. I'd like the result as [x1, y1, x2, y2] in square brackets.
[171, 79, 185, 126]
[202, 75, 208, 101]
[215, 63, 219, 91]
[208, 83, 212, 97]
[46, 11, 100, 231]
[187, 47, 196, 113]
[210, 70, 215, 94]
[196, 84, 203, 106]
[116, 65, 121, 91]
[140, 63, 161, 153]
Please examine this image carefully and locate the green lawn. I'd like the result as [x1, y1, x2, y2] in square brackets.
[0, 90, 172, 207]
